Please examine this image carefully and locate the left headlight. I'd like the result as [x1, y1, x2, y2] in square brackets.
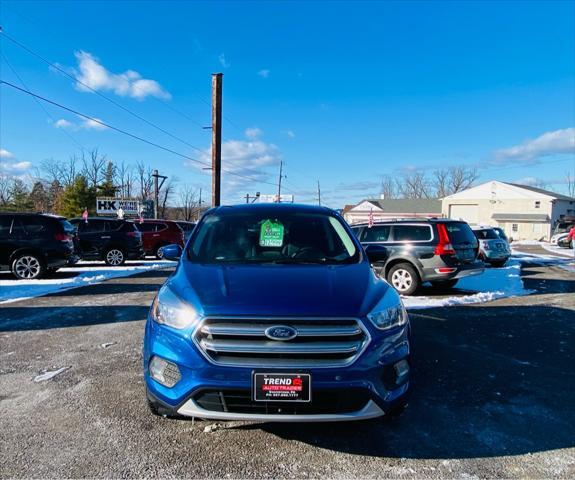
[367, 289, 408, 330]
[151, 284, 199, 330]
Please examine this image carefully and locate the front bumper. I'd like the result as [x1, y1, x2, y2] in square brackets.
[143, 316, 410, 422]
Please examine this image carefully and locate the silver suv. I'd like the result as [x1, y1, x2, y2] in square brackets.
[471, 226, 510, 267]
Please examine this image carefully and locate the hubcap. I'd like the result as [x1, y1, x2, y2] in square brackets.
[157, 247, 164, 259]
[391, 269, 413, 292]
[15, 256, 41, 279]
[106, 249, 124, 266]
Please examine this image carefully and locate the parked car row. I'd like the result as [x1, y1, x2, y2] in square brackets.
[0, 213, 186, 280]
[351, 218, 512, 295]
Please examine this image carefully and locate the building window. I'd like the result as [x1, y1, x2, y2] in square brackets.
[534, 201, 540, 209]
[512, 224, 518, 232]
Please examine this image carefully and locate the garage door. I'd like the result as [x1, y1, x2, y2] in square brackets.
[449, 204, 479, 224]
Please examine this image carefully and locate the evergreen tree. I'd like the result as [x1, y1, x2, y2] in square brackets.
[98, 161, 117, 197]
[59, 175, 96, 218]
[9, 178, 33, 212]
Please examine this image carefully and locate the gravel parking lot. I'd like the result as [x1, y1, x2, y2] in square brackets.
[1, 247, 574, 478]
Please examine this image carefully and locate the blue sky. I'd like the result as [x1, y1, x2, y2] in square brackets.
[0, 0, 574, 207]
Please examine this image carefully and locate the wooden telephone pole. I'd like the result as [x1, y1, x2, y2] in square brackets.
[317, 180, 321, 206]
[211, 73, 223, 207]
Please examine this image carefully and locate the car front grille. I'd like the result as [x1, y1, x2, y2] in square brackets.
[193, 388, 371, 415]
[193, 317, 370, 368]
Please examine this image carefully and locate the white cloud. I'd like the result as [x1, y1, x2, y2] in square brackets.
[0, 149, 13, 158]
[190, 134, 281, 191]
[494, 127, 575, 163]
[245, 127, 262, 139]
[218, 53, 230, 68]
[53, 116, 108, 131]
[257, 69, 270, 78]
[54, 119, 73, 129]
[282, 129, 295, 139]
[81, 118, 108, 130]
[74, 51, 171, 100]
[0, 160, 32, 173]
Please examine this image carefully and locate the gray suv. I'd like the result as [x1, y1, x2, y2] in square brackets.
[351, 219, 484, 295]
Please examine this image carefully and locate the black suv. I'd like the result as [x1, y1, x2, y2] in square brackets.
[69, 217, 144, 266]
[351, 219, 484, 295]
[0, 213, 78, 279]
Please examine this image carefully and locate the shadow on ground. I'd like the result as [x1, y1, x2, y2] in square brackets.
[243, 304, 575, 460]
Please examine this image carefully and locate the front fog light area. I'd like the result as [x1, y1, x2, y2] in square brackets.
[149, 356, 181, 388]
[382, 359, 410, 390]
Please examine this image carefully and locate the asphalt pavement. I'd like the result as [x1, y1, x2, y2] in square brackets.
[1, 249, 574, 478]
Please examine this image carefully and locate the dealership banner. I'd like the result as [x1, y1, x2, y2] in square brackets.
[96, 197, 141, 216]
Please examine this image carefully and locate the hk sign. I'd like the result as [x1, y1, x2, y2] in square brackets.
[96, 197, 141, 216]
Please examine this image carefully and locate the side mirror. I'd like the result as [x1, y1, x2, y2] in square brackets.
[364, 244, 389, 264]
[162, 244, 182, 261]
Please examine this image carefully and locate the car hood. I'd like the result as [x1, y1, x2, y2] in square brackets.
[170, 261, 388, 318]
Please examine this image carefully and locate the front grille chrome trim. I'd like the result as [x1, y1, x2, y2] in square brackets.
[192, 316, 371, 369]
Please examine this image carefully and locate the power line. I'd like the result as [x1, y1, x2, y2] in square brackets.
[0, 79, 283, 188]
[1, 52, 85, 151]
[0, 29, 207, 153]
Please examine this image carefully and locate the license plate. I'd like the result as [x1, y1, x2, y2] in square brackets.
[252, 373, 311, 402]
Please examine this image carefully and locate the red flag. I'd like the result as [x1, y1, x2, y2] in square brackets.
[368, 208, 374, 228]
[82, 208, 88, 223]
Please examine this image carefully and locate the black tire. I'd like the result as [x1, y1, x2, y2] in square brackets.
[430, 279, 459, 289]
[154, 245, 166, 260]
[490, 259, 507, 268]
[386, 263, 419, 296]
[11, 253, 45, 280]
[104, 247, 126, 266]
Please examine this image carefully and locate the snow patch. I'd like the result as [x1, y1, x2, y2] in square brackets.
[33, 366, 70, 383]
[404, 261, 533, 310]
[0, 260, 174, 304]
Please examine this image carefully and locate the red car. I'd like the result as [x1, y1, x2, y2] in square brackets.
[135, 220, 185, 259]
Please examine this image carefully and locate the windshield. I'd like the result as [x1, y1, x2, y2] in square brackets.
[188, 210, 359, 265]
[473, 229, 499, 240]
[554, 222, 574, 234]
[444, 222, 478, 245]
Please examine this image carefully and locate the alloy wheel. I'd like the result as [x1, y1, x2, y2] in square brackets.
[106, 249, 124, 266]
[14, 256, 41, 279]
[391, 268, 413, 292]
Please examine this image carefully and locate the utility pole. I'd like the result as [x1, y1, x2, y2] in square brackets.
[211, 73, 223, 207]
[277, 160, 284, 203]
[317, 180, 321, 206]
[245, 192, 261, 204]
[152, 169, 167, 219]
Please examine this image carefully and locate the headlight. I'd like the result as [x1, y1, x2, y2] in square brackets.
[151, 285, 199, 329]
[367, 289, 408, 330]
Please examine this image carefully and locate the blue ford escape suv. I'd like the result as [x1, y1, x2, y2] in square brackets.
[144, 204, 410, 422]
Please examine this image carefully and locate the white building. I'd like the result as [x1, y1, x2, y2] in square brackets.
[344, 198, 443, 225]
[442, 181, 575, 241]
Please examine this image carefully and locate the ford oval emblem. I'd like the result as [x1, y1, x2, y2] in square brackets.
[265, 325, 298, 341]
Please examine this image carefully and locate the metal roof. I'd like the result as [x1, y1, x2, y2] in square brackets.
[503, 183, 575, 201]
[491, 213, 550, 222]
[363, 198, 442, 213]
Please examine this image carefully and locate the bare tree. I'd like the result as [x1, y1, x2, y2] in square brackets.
[397, 171, 430, 199]
[40, 156, 77, 188]
[177, 185, 199, 221]
[0, 175, 13, 206]
[448, 166, 478, 194]
[136, 161, 154, 201]
[117, 161, 135, 198]
[432, 168, 450, 198]
[158, 180, 175, 218]
[81, 149, 107, 189]
[380, 176, 397, 199]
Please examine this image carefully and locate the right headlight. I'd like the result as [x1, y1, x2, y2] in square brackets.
[151, 284, 199, 330]
[367, 288, 408, 330]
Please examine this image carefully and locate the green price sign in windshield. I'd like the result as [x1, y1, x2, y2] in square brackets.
[259, 220, 285, 247]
